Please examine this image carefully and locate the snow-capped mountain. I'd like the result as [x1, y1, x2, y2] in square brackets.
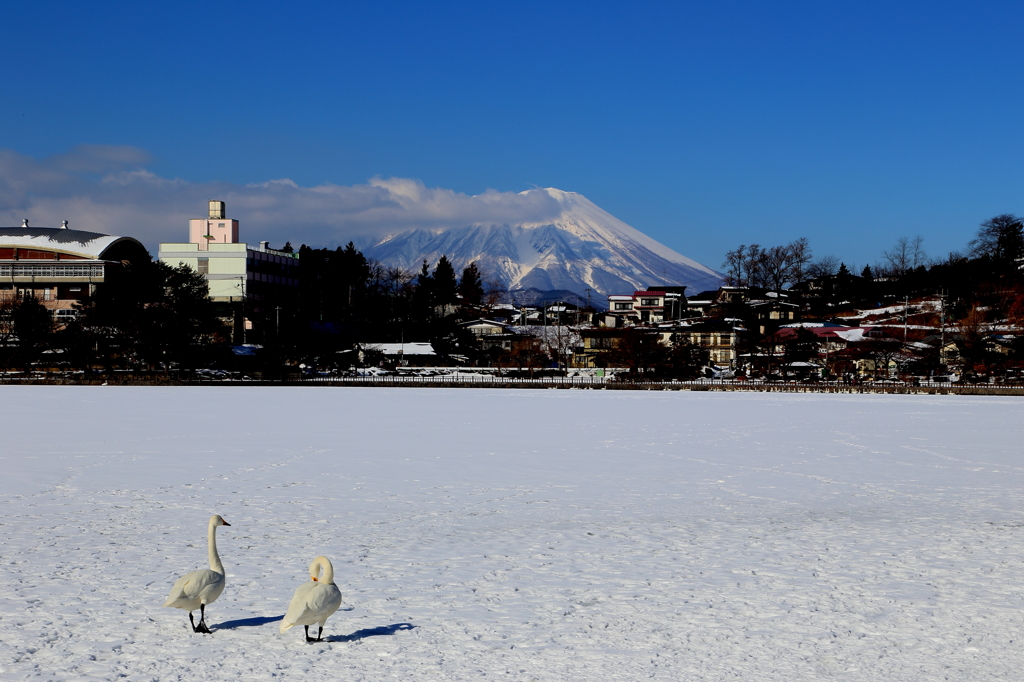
[363, 188, 722, 298]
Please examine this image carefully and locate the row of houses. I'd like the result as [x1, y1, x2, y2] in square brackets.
[429, 284, 1017, 377]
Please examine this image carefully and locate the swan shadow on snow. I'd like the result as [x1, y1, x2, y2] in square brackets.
[324, 623, 416, 642]
[216, 615, 284, 630]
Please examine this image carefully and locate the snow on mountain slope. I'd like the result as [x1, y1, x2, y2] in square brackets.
[364, 188, 723, 297]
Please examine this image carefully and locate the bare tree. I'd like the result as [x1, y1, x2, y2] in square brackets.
[723, 238, 810, 290]
[723, 244, 762, 287]
[856, 330, 904, 378]
[760, 238, 812, 290]
[368, 263, 413, 298]
[882, 236, 928, 276]
[483, 278, 508, 307]
[956, 305, 995, 373]
[805, 255, 840, 279]
[534, 323, 581, 370]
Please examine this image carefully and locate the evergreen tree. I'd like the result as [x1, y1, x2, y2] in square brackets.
[782, 327, 819, 364]
[459, 262, 484, 305]
[861, 265, 874, 280]
[606, 328, 669, 378]
[68, 261, 226, 372]
[432, 256, 458, 309]
[10, 295, 54, 371]
[666, 333, 709, 379]
[414, 259, 434, 313]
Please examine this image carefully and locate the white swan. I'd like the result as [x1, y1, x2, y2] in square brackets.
[163, 514, 231, 633]
[280, 555, 344, 642]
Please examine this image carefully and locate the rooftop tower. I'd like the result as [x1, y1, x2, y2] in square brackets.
[189, 200, 239, 250]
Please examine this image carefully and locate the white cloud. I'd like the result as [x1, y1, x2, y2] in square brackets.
[0, 145, 564, 254]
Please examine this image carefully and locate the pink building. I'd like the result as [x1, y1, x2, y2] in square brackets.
[188, 200, 239, 250]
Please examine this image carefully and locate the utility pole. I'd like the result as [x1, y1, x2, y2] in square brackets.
[904, 296, 909, 345]
[939, 290, 946, 371]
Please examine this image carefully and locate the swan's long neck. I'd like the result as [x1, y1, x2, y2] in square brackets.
[317, 557, 335, 585]
[208, 518, 224, 574]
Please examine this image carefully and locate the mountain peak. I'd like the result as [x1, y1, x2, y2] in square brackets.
[366, 189, 723, 297]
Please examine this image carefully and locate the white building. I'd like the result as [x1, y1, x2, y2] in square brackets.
[158, 201, 299, 304]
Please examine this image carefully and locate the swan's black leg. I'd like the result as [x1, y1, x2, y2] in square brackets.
[189, 611, 198, 632]
[305, 625, 315, 643]
[195, 603, 212, 634]
[316, 625, 324, 642]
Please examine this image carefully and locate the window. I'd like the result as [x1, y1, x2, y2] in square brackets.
[198, 258, 209, 275]
[614, 302, 633, 310]
[640, 298, 660, 306]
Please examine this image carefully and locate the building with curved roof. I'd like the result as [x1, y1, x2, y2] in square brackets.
[0, 220, 149, 320]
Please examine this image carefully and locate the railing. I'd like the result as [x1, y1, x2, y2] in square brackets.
[3, 372, 1024, 394]
[0, 263, 105, 277]
[293, 375, 1024, 393]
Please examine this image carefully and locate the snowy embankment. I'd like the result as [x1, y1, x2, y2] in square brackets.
[1, 387, 1022, 680]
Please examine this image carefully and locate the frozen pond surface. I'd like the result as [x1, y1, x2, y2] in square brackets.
[1, 386, 1022, 680]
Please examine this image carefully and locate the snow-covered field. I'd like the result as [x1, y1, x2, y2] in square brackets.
[1, 387, 1023, 681]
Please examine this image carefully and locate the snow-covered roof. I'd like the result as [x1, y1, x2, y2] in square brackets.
[781, 322, 845, 328]
[0, 226, 144, 260]
[833, 328, 869, 342]
[363, 342, 436, 355]
[460, 319, 507, 328]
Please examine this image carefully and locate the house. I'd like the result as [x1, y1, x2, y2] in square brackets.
[685, 286, 760, 317]
[789, 271, 866, 312]
[770, 323, 855, 356]
[605, 288, 687, 325]
[460, 319, 522, 355]
[608, 294, 636, 317]
[658, 319, 741, 367]
[572, 327, 628, 368]
[359, 342, 440, 367]
[748, 296, 801, 334]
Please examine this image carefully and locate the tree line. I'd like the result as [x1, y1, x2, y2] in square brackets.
[0, 243, 505, 375]
[723, 214, 1024, 308]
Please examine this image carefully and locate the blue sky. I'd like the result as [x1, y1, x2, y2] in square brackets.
[3, 1, 1023, 272]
